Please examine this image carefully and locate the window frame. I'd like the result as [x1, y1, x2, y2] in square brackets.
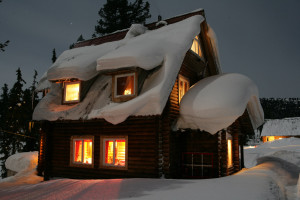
[63, 80, 81, 104]
[112, 72, 138, 103]
[227, 134, 233, 168]
[100, 135, 128, 170]
[178, 74, 190, 103]
[70, 135, 94, 168]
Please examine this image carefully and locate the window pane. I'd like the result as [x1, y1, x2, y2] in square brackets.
[74, 140, 82, 162]
[117, 75, 134, 96]
[65, 83, 80, 102]
[105, 141, 114, 164]
[227, 139, 233, 167]
[83, 140, 93, 164]
[115, 140, 126, 166]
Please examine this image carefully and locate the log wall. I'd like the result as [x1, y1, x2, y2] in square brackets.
[41, 117, 160, 179]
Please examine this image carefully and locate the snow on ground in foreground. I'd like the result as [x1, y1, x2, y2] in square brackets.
[0, 138, 299, 199]
[244, 137, 300, 168]
[0, 151, 42, 187]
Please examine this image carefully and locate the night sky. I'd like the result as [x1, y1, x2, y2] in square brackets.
[0, 0, 299, 97]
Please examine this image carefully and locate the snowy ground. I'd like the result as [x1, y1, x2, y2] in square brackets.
[0, 138, 300, 200]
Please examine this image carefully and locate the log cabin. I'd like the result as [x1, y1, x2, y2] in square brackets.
[261, 117, 300, 143]
[33, 9, 264, 180]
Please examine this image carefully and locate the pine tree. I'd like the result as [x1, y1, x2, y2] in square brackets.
[0, 84, 11, 177]
[52, 48, 57, 63]
[77, 34, 85, 42]
[7, 68, 26, 155]
[22, 70, 39, 152]
[94, 0, 151, 36]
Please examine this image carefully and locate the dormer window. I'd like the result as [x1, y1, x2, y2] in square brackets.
[63, 81, 81, 104]
[112, 72, 137, 102]
[178, 75, 190, 103]
[191, 35, 203, 59]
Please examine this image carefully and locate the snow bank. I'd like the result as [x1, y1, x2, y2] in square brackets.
[0, 167, 285, 200]
[244, 137, 300, 168]
[176, 73, 264, 134]
[0, 152, 42, 187]
[261, 117, 300, 136]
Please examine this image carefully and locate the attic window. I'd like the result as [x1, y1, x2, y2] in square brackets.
[63, 81, 81, 104]
[70, 136, 94, 167]
[178, 75, 190, 103]
[112, 72, 137, 102]
[191, 35, 203, 58]
[100, 136, 128, 170]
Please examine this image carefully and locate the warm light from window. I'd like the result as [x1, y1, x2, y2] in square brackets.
[227, 139, 233, 167]
[191, 35, 203, 58]
[179, 75, 190, 103]
[267, 136, 275, 142]
[74, 139, 93, 164]
[65, 82, 80, 102]
[104, 139, 126, 167]
[116, 74, 134, 96]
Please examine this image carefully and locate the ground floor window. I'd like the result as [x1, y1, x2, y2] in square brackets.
[100, 136, 128, 170]
[227, 134, 233, 168]
[70, 136, 94, 167]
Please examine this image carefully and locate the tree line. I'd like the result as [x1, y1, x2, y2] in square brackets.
[260, 98, 300, 119]
[0, 69, 39, 178]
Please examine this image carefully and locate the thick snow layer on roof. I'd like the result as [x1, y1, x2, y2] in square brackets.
[176, 73, 264, 134]
[261, 117, 300, 136]
[33, 15, 204, 124]
[36, 71, 51, 91]
[46, 41, 121, 81]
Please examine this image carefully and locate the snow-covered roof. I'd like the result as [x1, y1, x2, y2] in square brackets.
[176, 73, 264, 134]
[35, 71, 51, 91]
[33, 15, 205, 124]
[261, 117, 300, 136]
[46, 40, 122, 81]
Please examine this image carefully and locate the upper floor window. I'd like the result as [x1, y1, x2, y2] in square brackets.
[178, 75, 190, 103]
[70, 136, 94, 167]
[191, 35, 203, 59]
[112, 72, 137, 102]
[63, 81, 81, 104]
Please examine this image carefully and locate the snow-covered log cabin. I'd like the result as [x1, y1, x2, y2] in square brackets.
[33, 9, 264, 180]
[261, 117, 300, 143]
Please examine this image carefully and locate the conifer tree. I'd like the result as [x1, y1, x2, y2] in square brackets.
[22, 70, 39, 152]
[52, 48, 57, 63]
[7, 68, 26, 155]
[0, 84, 10, 177]
[0, 1, 9, 52]
[94, 0, 151, 36]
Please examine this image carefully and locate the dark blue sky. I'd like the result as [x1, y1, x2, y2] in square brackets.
[0, 0, 299, 97]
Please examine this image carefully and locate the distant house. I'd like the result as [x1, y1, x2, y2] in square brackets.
[33, 9, 264, 180]
[261, 117, 300, 143]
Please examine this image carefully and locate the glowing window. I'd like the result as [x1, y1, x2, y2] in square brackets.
[71, 137, 93, 166]
[115, 73, 135, 97]
[100, 136, 128, 169]
[112, 72, 137, 102]
[64, 81, 80, 103]
[227, 139, 233, 168]
[178, 75, 190, 103]
[191, 35, 203, 58]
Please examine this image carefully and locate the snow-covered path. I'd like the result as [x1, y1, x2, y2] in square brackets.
[0, 159, 297, 200]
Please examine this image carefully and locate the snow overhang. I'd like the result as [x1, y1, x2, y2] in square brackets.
[176, 73, 264, 134]
[46, 41, 122, 82]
